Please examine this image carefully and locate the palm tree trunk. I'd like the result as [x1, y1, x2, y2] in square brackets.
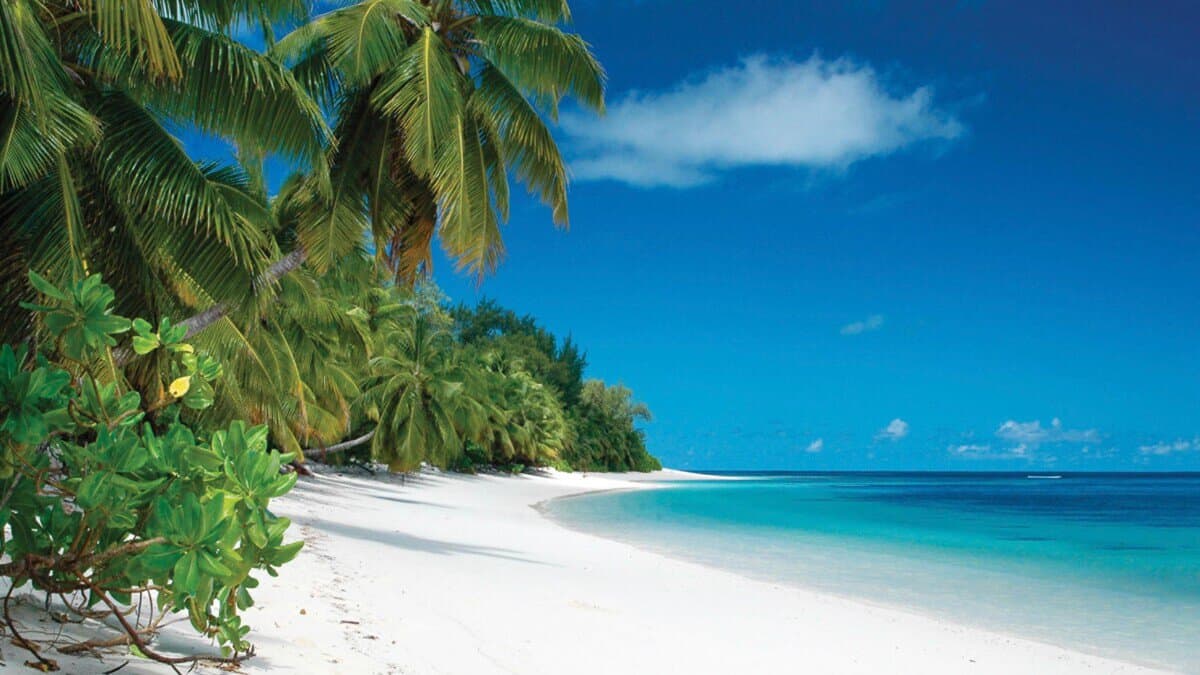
[113, 248, 308, 366]
[180, 247, 309, 339]
[302, 428, 375, 459]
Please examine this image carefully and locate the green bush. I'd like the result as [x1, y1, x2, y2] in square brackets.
[0, 273, 301, 667]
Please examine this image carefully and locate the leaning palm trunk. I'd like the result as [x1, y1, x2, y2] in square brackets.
[180, 249, 310, 339]
[302, 428, 376, 459]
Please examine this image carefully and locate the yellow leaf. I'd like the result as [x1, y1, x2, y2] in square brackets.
[176, 343, 194, 354]
[169, 376, 192, 398]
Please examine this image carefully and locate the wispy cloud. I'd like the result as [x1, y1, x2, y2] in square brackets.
[995, 418, 1100, 445]
[805, 438, 824, 453]
[947, 443, 1031, 460]
[875, 418, 909, 441]
[1138, 438, 1199, 455]
[841, 314, 885, 336]
[562, 55, 965, 188]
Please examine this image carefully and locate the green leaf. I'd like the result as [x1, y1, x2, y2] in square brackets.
[27, 270, 67, 301]
[270, 540, 304, 566]
[199, 551, 233, 578]
[132, 334, 160, 355]
[174, 552, 200, 594]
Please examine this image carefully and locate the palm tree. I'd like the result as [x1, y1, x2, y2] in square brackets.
[206, 264, 373, 455]
[272, 0, 605, 284]
[0, 0, 329, 343]
[360, 306, 483, 471]
[471, 348, 568, 465]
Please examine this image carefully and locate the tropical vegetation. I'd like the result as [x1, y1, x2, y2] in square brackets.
[1, 273, 300, 667]
[0, 0, 656, 664]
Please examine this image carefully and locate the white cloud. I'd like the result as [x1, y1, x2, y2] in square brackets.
[1138, 438, 1198, 455]
[875, 418, 909, 441]
[995, 418, 1100, 446]
[947, 443, 1029, 460]
[562, 55, 965, 188]
[805, 438, 824, 453]
[948, 443, 991, 458]
[840, 314, 885, 336]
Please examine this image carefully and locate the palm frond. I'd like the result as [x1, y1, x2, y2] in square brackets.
[78, 0, 183, 79]
[286, 93, 384, 272]
[371, 28, 465, 178]
[0, 92, 100, 191]
[472, 15, 604, 115]
[320, 0, 426, 86]
[77, 20, 330, 164]
[0, 0, 99, 189]
[461, 0, 572, 23]
[475, 64, 568, 224]
[271, 23, 341, 109]
[0, 0, 68, 116]
[154, 0, 309, 34]
[90, 90, 269, 301]
[433, 112, 503, 279]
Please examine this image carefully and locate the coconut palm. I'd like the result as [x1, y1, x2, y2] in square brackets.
[0, 0, 329, 343]
[205, 264, 372, 454]
[272, 0, 605, 284]
[464, 348, 568, 465]
[360, 306, 484, 471]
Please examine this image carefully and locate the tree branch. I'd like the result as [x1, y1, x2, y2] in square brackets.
[0, 537, 166, 577]
[83, 578, 248, 670]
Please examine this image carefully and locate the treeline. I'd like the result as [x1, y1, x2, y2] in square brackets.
[290, 278, 661, 474]
[451, 300, 661, 473]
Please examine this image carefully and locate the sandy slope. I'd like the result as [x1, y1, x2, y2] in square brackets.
[0, 468, 1166, 674]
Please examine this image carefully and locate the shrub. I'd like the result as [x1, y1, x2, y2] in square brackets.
[0, 273, 301, 667]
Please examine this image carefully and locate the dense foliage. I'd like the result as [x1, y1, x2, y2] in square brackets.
[294, 283, 660, 474]
[1, 274, 300, 667]
[0, 0, 652, 664]
[452, 301, 661, 472]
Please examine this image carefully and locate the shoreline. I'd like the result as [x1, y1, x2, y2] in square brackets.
[538, 472, 1177, 674]
[0, 467, 1167, 674]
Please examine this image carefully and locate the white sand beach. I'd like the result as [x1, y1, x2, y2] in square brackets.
[0, 468, 1165, 674]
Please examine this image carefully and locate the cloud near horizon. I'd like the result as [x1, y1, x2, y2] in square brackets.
[841, 314, 885, 336]
[805, 438, 824, 453]
[875, 418, 910, 441]
[561, 55, 964, 188]
[1138, 438, 1199, 455]
[995, 418, 1100, 446]
[948, 443, 1031, 460]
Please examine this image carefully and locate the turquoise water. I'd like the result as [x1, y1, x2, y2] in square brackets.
[545, 473, 1200, 672]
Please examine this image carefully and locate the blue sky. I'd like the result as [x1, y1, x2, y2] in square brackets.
[435, 0, 1200, 471]
[217, 1, 1200, 470]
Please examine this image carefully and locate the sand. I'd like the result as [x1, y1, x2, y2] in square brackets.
[0, 468, 1166, 674]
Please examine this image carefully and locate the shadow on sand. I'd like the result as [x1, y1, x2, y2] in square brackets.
[304, 517, 550, 566]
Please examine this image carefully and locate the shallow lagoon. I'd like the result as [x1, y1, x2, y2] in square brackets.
[547, 473, 1200, 672]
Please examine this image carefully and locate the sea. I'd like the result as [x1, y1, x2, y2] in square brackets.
[544, 472, 1200, 672]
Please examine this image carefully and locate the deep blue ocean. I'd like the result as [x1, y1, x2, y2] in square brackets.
[545, 473, 1200, 672]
